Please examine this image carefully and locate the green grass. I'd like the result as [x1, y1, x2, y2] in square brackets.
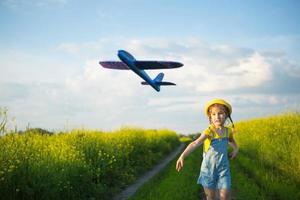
[0, 128, 179, 200]
[130, 113, 300, 200]
[1, 113, 298, 199]
[129, 143, 268, 200]
[230, 156, 270, 200]
[130, 142, 203, 200]
[232, 151, 300, 200]
[234, 113, 300, 200]
[235, 113, 300, 180]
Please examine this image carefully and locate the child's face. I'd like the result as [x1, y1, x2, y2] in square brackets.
[209, 104, 227, 128]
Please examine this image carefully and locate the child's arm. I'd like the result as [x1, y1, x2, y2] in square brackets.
[229, 137, 238, 159]
[176, 133, 207, 172]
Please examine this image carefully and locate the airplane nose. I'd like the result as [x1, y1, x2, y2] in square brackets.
[175, 62, 184, 68]
[179, 62, 184, 67]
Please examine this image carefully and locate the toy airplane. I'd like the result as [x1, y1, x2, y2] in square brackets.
[99, 50, 183, 92]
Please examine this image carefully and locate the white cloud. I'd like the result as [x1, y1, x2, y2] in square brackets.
[229, 93, 300, 121]
[1, 37, 300, 133]
[55, 37, 299, 129]
[142, 42, 272, 92]
[57, 38, 278, 93]
[224, 52, 272, 87]
[65, 59, 140, 102]
[0, 50, 79, 82]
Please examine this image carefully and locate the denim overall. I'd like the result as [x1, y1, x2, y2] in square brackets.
[197, 129, 231, 189]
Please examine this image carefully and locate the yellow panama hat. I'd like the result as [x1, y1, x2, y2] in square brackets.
[204, 98, 232, 117]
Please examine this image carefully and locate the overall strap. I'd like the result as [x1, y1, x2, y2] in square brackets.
[226, 127, 228, 138]
[208, 126, 215, 138]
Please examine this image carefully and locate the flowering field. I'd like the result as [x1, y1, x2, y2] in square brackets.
[0, 127, 179, 200]
[126, 113, 300, 200]
[233, 113, 300, 199]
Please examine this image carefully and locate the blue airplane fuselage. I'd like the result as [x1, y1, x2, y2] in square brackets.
[117, 50, 160, 91]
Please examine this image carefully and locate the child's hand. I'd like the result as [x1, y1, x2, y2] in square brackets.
[176, 156, 184, 172]
[230, 149, 238, 159]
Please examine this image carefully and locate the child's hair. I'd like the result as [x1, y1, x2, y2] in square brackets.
[228, 115, 235, 128]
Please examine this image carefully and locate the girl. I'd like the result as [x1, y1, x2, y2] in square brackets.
[176, 99, 238, 200]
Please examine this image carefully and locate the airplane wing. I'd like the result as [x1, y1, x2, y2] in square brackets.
[100, 61, 183, 70]
[99, 61, 130, 70]
[135, 61, 183, 70]
[141, 81, 176, 85]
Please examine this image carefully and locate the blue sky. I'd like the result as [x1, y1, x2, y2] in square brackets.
[1, 0, 300, 134]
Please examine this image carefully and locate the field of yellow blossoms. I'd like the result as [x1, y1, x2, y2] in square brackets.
[233, 113, 300, 199]
[0, 127, 179, 199]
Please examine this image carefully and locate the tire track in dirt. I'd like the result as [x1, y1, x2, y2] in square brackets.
[113, 143, 185, 200]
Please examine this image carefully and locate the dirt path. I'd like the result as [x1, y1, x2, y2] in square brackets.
[113, 143, 185, 200]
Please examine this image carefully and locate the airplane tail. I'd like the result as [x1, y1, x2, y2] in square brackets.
[141, 73, 176, 87]
[154, 72, 164, 83]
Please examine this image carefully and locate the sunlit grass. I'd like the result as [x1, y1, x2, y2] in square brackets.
[130, 139, 202, 200]
[130, 113, 300, 200]
[234, 112, 300, 199]
[0, 127, 179, 200]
